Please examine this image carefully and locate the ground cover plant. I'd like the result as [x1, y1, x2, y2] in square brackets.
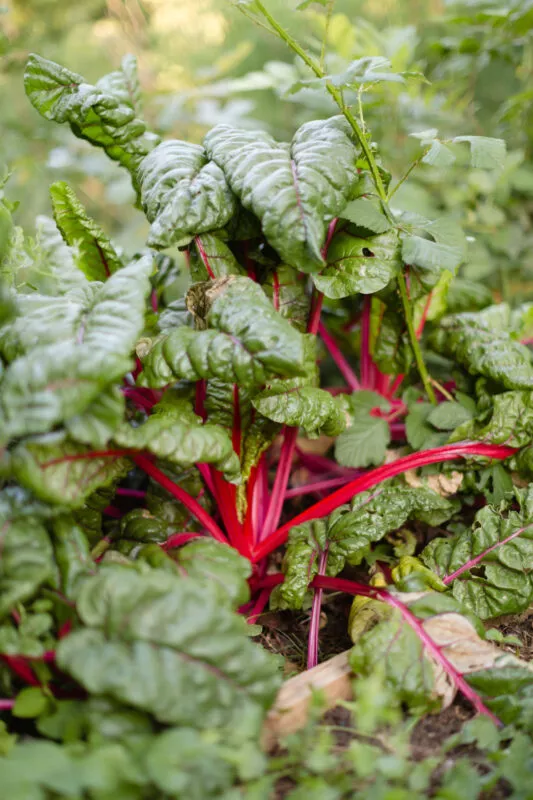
[1, 1, 533, 796]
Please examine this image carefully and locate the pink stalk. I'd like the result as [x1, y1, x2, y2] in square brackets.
[260, 426, 299, 542]
[312, 574, 500, 724]
[295, 449, 360, 477]
[103, 505, 122, 519]
[133, 454, 228, 546]
[197, 463, 216, 497]
[318, 321, 361, 391]
[285, 473, 364, 499]
[0, 656, 40, 687]
[161, 531, 204, 550]
[116, 488, 146, 499]
[252, 443, 517, 562]
[307, 545, 329, 669]
[308, 290, 324, 336]
[0, 699, 14, 710]
[360, 297, 372, 388]
[443, 523, 533, 585]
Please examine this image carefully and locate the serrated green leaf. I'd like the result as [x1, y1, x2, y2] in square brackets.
[50, 182, 123, 281]
[24, 55, 160, 182]
[57, 567, 281, 733]
[204, 117, 360, 269]
[140, 276, 307, 389]
[405, 403, 449, 450]
[339, 197, 392, 233]
[453, 136, 506, 170]
[335, 390, 391, 467]
[137, 141, 237, 248]
[427, 401, 473, 431]
[313, 229, 401, 299]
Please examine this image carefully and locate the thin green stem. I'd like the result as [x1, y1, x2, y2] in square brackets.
[388, 156, 422, 201]
[319, 0, 336, 71]
[397, 272, 436, 405]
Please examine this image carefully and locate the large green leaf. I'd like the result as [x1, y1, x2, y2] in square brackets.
[0, 509, 55, 620]
[204, 117, 360, 269]
[137, 141, 237, 248]
[422, 487, 533, 619]
[12, 434, 131, 508]
[448, 390, 533, 448]
[57, 567, 281, 733]
[277, 484, 455, 608]
[429, 306, 533, 390]
[52, 515, 94, 599]
[24, 55, 160, 180]
[140, 276, 307, 388]
[0, 256, 152, 439]
[312, 229, 401, 299]
[114, 398, 241, 483]
[401, 217, 466, 289]
[50, 182, 123, 281]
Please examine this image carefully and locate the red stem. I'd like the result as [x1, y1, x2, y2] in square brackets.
[312, 575, 500, 723]
[308, 289, 324, 336]
[195, 236, 216, 279]
[161, 531, 204, 550]
[443, 523, 533, 584]
[285, 473, 364, 499]
[318, 321, 361, 391]
[116, 488, 146, 498]
[0, 656, 40, 687]
[416, 291, 433, 339]
[307, 545, 329, 669]
[0, 699, 14, 710]
[247, 588, 272, 625]
[133, 454, 228, 546]
[360, 297, 373, 389]
[252, 443, 517, 562]
[260, 426, 299, 542]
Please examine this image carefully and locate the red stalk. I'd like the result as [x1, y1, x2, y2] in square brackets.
[308, 289, 324, 336]
[318, 321, 361, 391]
[252, 443, 517, 562]
[197, 463, 217, 497]
[307, 545, 329, 669]
[285, 473, 364, 499]
[443, 523, 533, 585]
[416, 291, 433, 339]
[247, 588, 272, 625]
[161, 531, 204, 550]
[0, 699, 14, 710]
[116, 488, 146, 499]
[260, 426, 299, 542]
[360, 297, 373, 389]
[312, 575, 500, 723]
[133, 454, 228, 546]
[0, 656, 40, 687]
[195, 236, 216, 279]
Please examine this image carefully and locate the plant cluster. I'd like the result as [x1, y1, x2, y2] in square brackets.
[1, 1, 533, 796]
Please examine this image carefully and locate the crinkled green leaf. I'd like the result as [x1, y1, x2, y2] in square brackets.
[12, 434, 131, 508]
[114, 398, 241, 483]
[0, 256, 152, 439]
[313, 229, 401, 299]
[372, 306, 411, 377]
[140, 276, 306, 388]
[24, 55, 160, 181]
[50, 182, 123, 280]
[171, 538, 251, 608]
[0, 511, 55, 620]
[422, 486, 533, 619]
[34, 215, 88, 295]
[57, 567, 281, 733]
[335, 390, 391, 467]
[278, 485, 454, 608]
[65, 386, 126, 449]
[429, 306, 533, 390]
[204, 117, 360, 269]
[449, 390, 533, 448]
[97, 54, 143, 115]
[252, 385, 344, 437]
[137, 141, 237, 248]
[189, 233, 244, 282]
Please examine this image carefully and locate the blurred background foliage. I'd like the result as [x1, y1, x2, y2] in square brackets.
[1, 0, 533, 298]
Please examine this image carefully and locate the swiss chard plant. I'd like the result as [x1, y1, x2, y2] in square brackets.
[1, 1, 533, 795]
